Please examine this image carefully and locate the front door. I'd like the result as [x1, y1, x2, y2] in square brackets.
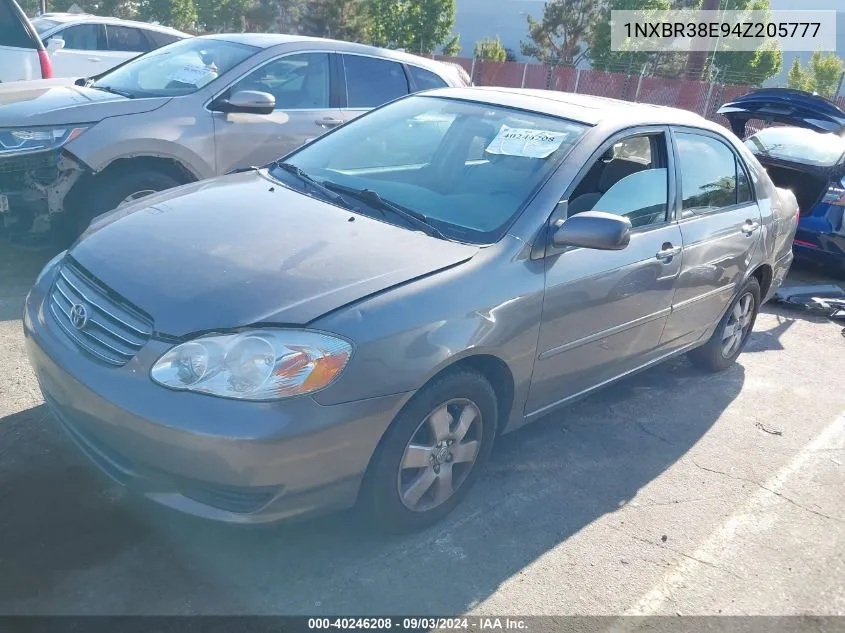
[212, 51, 343, 174]
[660, 128, 763, 350]
[526, 130, 683, 416]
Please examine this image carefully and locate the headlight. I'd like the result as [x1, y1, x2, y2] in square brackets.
[34, 250, 66, 286]
[0, 126, 89, 154]
[151, 329, 352, 400]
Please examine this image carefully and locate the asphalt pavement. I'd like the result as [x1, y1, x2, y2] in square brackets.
[0, 246, 843, 615]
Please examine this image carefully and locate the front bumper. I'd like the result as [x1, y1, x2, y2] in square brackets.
[0, 150, 84, 237]
[23, 279, 409, 524]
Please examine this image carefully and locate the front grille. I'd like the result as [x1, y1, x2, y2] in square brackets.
[0, 151, 59, 191]
[49, 260, 154, 366]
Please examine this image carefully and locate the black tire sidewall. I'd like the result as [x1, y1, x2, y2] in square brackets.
[79, 170, 181, 234]
[690, 276, 761, 372]
[364, 369, 498, 533]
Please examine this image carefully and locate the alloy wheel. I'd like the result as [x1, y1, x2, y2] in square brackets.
[721, 292, 754, 358]
[397, 398, 483, 512]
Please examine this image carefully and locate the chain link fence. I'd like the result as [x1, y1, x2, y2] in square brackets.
[434, 56, 845, 131]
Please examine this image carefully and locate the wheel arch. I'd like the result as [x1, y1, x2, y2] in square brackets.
[64, 155, 199, 221]
[355, 352, 516, 504]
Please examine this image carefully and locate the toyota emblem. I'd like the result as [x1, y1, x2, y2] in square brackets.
[70, 303, 89, 330]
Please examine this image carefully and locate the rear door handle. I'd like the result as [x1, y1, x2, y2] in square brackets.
[742, 220, 760, 235]
[316, 118, 343, 128]
[655, 244, 681, 262]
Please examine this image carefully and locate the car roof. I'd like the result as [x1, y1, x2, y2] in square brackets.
[34, 13, 189, 36]
[202, 33, 462, 77]
[421, 86, 718, 129]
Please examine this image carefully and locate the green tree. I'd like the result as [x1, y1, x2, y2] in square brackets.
[520, 0, 600, 65]
[196, 0, 253, 31]
[787, 52, 845, 98]
[138, 0, 198, 30]
[365, 0, 457, 54]
[441, 33, 461, 55]
[787, 56, 808, 90]
[590, 0, 671, 73]
[298, 0, 368, 40]
[474, 36, 507, 62]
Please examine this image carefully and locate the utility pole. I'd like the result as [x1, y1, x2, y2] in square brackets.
[40, 0, 46, 14]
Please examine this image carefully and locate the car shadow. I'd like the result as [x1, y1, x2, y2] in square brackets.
[0, 353, 744, 614]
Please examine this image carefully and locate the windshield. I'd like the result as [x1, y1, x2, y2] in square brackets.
[91, 38, 257, 98]
[31, 17, 60, 36]
[745, 127, 845, 168]
[273, 96, 589, 243]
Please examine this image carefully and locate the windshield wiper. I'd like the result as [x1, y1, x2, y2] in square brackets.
[91, 84, 134, 99]
[273, 162, 353, 208]
[321, 182, 447, 240]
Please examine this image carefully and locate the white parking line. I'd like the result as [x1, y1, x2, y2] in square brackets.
[610, 412, 845, 622]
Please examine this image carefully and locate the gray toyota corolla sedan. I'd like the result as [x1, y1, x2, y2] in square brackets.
[24, 87, 798, 532]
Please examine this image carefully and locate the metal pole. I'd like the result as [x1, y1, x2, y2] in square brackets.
[634, 64, 646, 101]
[574, 67, 581, 93]
[40, 0, 46, 13]
[521, 62, 528, 88]
[470, 56, 477, 85]
[836, 71, 845, 99]
[702, 68, 720, 117]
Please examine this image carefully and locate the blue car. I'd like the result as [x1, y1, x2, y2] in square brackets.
[719, 88, 845, 272]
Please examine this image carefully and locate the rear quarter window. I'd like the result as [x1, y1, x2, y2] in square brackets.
[408, 65, 448, 91]
[0, 0, 39, 49]
[144, 29, 183, 49]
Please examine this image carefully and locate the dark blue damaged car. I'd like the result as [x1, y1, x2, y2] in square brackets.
[719, 88, 845, 272]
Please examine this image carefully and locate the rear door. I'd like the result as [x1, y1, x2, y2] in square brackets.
[46, 23, 106, 77]
[211, 51, 343, 174]
[339, 53, 411, 124]
[0, 0, 42, 82]
[659, 128, 763, 350]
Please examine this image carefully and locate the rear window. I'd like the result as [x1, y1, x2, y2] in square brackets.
[745, 127, 845, 168]
[0, 0, 39, 49]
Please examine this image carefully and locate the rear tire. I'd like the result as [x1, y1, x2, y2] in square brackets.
[362, 369, 498, 534]
[74, 169, 182, 237]
[688, 276, 761, 373]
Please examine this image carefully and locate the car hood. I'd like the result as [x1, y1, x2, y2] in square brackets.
[718, 88, 845, 136]
[70, 171, 479, 337]
[0, 84, 169, 127]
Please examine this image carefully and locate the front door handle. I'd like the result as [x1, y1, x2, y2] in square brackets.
[655, 243, 681, 262]
[316, 117, 343, 128]
[742, 220, 760, 235]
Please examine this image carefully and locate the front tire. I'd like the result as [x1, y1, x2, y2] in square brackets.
[75, 169, 182, 236]
[688, 276, 761, 372]
[363, 369, 498, 533]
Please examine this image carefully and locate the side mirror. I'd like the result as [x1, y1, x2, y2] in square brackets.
[216, 90, 275, 115]
[46, 37, 65, 55]
[552, 210, 632, 250]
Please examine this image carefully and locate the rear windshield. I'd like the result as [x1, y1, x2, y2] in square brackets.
[31, 17, 60, 37]
[0, 0, 39, 49]
[745, 127, 845, 168]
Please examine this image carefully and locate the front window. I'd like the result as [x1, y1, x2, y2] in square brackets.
[745, 127, 845, 168]
[272, 96, 589, 244]
[91, 38, 257, 98]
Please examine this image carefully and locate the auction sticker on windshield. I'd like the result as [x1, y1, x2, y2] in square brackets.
[485, 126, 568, 158]
[168, 64, 218, 86]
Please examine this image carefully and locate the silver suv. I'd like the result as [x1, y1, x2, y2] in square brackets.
[0, 34, 468, 247]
